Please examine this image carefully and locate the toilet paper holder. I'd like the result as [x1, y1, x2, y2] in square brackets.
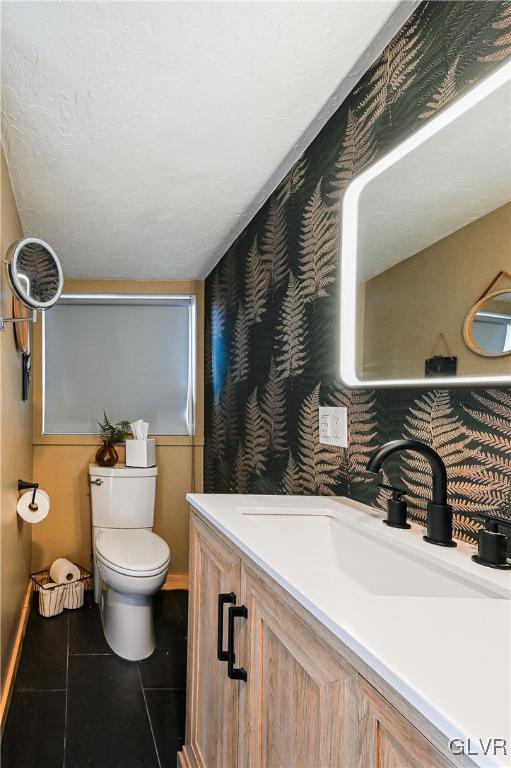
[18, 479, 39, 511]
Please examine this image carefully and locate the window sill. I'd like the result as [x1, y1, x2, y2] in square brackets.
[33, 435, 204, 447]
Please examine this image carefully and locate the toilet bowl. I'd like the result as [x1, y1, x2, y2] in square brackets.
[88, 463, 170, 662]
[95, 529, 170, 660]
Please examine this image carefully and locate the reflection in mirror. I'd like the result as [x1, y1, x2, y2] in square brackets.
[341, 61, 511, 387]
[5, 238, 63, 310]
[464, 290, 511, 357]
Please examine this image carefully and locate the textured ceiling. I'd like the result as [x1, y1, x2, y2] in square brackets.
[1, 1, 413, 280]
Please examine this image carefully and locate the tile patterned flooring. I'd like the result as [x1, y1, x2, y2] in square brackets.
[1, 590, 188, 768]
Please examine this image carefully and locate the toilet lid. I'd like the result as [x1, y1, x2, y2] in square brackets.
[96, 530, 170, 573]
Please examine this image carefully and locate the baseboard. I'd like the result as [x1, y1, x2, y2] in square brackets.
[0, 580, 32, 734]
[162, 573, 188, 591]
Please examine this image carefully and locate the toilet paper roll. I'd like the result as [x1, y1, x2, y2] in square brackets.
[16, 489, 50, 524]
[50, 558, 80, 585]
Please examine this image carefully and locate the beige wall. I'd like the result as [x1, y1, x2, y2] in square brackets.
[363, 203, 511, 378]
[31, 279, 204, 577]
[0, 150, 33, 687]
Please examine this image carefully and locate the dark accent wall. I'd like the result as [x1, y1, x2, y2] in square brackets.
[204, 1, 511, 544]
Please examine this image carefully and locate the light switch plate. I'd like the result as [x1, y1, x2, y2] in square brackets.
[319, 406, 348, 447]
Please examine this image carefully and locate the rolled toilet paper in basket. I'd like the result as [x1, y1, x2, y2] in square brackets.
[64, 580, 85, 610]
[50, 558, 80, 585]
[39, 582, 64, 618]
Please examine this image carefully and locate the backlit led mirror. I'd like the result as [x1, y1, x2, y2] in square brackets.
[340, 61, 511, 387]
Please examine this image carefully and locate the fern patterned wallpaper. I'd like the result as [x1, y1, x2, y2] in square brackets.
[204, 0, 511, 545]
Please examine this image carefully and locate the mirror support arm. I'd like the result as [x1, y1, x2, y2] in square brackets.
[0, 310, 37, 332]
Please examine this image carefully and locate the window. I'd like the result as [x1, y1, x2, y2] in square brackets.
[472, 311, 511, 354]
[42, 294, 196, 435]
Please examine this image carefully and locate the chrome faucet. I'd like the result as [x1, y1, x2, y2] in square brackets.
[366, 439, 456, 548]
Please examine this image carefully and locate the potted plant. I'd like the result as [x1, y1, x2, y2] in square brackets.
[95, 411, 132, 467]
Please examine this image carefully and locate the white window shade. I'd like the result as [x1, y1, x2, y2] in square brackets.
[43, 295, 195, 435]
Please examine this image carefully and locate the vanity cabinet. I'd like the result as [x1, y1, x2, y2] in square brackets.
[180, 511, 459, 768]
[237, 564, 358, 767]
[183, 515, 241, 768]
[358, 679, 453, 768]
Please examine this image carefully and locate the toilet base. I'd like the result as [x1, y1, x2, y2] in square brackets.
[101, 586, 155, 661]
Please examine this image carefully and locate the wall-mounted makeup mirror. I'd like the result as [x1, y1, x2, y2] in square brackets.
[340, 61, 511, 387]
[1, 237, 63, 399]
[1, 237, 64, 331]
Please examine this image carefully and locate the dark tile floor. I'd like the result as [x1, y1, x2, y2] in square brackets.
[1, 590, 188, 768]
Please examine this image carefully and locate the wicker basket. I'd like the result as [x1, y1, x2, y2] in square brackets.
[31, 565, 92, 618]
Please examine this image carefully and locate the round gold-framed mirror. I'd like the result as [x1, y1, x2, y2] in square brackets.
[463, 288, 511, 357]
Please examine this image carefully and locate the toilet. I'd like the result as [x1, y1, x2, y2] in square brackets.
[89, 463, 170, 661]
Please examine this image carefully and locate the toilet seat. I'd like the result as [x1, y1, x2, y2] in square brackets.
[95, 529, 170, 578]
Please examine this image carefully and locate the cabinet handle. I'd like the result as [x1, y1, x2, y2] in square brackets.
[227, 605, 248, 681]
[217, 592, 236, 661]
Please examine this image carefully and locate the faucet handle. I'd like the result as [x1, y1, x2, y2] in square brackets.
[377, 482, 411, 530]
[471, 514, 511, 570]
[377, 481, 406, 500]
[473, 513, 511, 531]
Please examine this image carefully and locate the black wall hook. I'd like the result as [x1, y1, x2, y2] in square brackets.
[18, 479, 39, 510]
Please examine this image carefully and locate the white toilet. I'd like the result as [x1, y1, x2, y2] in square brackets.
[89, 463, 170, 661]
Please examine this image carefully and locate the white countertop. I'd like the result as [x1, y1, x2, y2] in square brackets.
[187, 493, 511, 768]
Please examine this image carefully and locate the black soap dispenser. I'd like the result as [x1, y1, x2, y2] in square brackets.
[472, 514, 511, 570]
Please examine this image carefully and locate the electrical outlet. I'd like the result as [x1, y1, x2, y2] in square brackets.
[319, 406, 348, 447]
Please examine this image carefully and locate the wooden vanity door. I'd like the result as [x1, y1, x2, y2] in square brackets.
[183, 515, 241, 768]
[358, 679, 454, 768]
[238, 564, 358, 768]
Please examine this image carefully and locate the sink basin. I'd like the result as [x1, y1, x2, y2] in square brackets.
[240, 508, 502, 599]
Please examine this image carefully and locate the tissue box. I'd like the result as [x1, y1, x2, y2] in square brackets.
[125, 439, 156, 468]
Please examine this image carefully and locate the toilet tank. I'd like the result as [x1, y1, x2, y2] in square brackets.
[89, 464, 158, 528]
